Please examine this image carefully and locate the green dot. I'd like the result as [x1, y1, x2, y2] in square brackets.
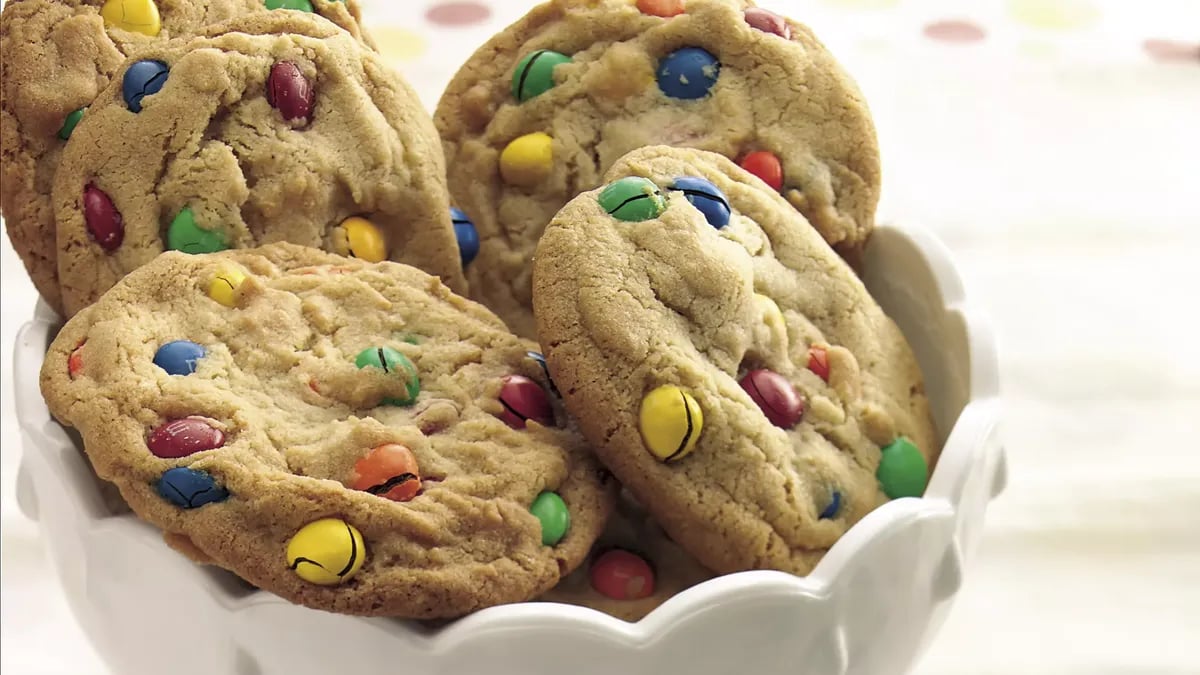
[354, 346, 420, 406]
[876, 437, 929, 499]
[265, 0, 314, 11]
[511, 50, 572, 102]
[166, 208, 228, 254]
[530, 491, 569, 546]
[598, 177, 667, 222]
[58, 108, 85, 140]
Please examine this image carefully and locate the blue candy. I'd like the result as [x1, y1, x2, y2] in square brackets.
[819, 490, 842, 520]
[526, 350, 559, 396]
[672, 176, 731, 229]
[153, 340, 205, 376]
[123, 60, 170, 113]
[157, 467, 228, 509]
[656, 47, 720, 100]
[451, 207, 480, 266]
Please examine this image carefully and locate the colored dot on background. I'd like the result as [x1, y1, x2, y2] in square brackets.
[426, 1, 492, 26]
[1142, 39, 1200, 64]
[373, 26, 428, 62]
[923, 19, 986, 44]
[1008, 0, 1099, 30]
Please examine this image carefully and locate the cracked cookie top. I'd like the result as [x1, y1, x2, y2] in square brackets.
[532, 146, 933, 576]
[435, 0, 879, 338]
[50, 11, 464, 317]
[40, 242, 613, 618]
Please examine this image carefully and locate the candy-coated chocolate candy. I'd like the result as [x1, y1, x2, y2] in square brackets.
[166, 207, 227, 253]
[657, 47, 720, 100]
[639, 385, 703, 462]
[807, 345, 830, 382]
[147, 417, 225, 459]
[819, 489, 842, 519]
[498, 375, 554, 429]
[208, 267, 246, 307]
[499, 132, 553, 186]
[755, 293, 785, 328]
[598, 176, 666, 222]
[153, 340, 206, 376]
[354, 346, 420, 406]
[83, 184, 124, 251]
[100, 0, 161, 36]
[525, 350, 559, 395]
[156, 467, 228, 508]
[877, 437, 928, 499]
[68, 343, 84, 378]
[740, 151, 783, 191]
[286, 518, 366, 585]
[671, 176, 731, 229]
[335, 216, 387, 262]
[266, 61, 314, 124]
[58, 107, 85, 140]
[450, 207, 479, 266]
[637, 0, 684, 17]
[744, 8, 791, 39]
[351, 443, 421, 502]
[530, 491, 569, 546]
[122, 60, 169, 113]
[590, 549, 655, 601]
[512, 50, 572, 102]
[740, 369, 804, 429]
[265, 0, 313, 11]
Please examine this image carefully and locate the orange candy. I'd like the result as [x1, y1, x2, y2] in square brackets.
[807, 346, 830, 382]
[68, 343, 85, 377]
[740, 151, 784, 191]
[637, 0, 684, 18]
[351, 443, 420, 502]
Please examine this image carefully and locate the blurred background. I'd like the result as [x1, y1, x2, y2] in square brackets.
[2, 0, 1197, 673]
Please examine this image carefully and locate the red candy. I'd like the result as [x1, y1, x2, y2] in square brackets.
[83, 184, 124, 251]
[351, 443, 420, 502]
[739, 151, 783, 191]
[637, 0, 684, 17]
[147, 417, 225, 458]
[497, 375, 554, 429]
[266, 61, 314, 124]
[744, 8, 791, 39]
[807, 346, 830, 382]
[590, 549, 655, 601]
[68, 343, 84, 378]
[740, 369, 804, 429]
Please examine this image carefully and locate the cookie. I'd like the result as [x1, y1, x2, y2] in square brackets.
[541, 489, 713, 622]
[40, 242, 613, 617]
[0, 0, 371, 315]
[436, 0, 879, 337]
[531, 146, 934, 576]
[48, 11, 462, 318]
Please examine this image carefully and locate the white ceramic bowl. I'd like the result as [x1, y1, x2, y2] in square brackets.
[13, 222, 1005, 675]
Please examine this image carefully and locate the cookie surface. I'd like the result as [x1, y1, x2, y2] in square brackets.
[50, 11, 463, 317]
[436, 0, 879, 337]
[532, 146, 934, 576]
[41, 243, 612, 617]
[0, 0, 371, 315]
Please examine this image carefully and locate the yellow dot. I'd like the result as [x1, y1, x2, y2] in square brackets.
[1008, 0, 1099, 31]
[499, 132, 554, 187]
[334, 217, 388, 263]
[208, 267, 246, 308]
[372, 26, 429, 63]
[286, 518, 366, 586]
[100, 0, 161, 37]
[639, 385, 703, 462]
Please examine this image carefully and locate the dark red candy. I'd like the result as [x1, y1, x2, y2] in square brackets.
[744, 8, 791, 39]
[266, 61, 314, 124]
[83, 184, 124, 251]
[498, 375, 554, 429]
[740, 369, 805, 429]
[590, 549, 655, 601]
[147, 417, 225, 458]
[807, 346, 830, 382]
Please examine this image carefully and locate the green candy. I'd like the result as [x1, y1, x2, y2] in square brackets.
[265, 0, 313, 11]
[354, 346, 420, 406]
[58, 108, 85, 140]
[511, 50, 572, 102]
[167, 208, 228, 254]
[598, 177, 666, 222]
[529, 491, 570, 546]
[876, 437, 929, 499]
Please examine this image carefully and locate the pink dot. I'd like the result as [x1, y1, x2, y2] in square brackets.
[923, 19, 987, 44]
[1143, 39, 1200, 64]
[425, 1, 491, 26]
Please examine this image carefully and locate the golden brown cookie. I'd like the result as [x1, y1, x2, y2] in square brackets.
[436, 0, 879, 337]
[41, 242, 613, 618]
[532, 146, 934, 576]
[0, 0, 371, 315]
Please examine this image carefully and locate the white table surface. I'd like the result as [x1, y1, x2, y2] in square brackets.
[3, 1, 1199, 673]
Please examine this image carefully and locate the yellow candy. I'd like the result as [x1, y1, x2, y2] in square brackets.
[207, 267, 246, 307]
[100, 0, 161, 37]
[639, 385, 703, 462]
[754, 293, 785, 329]
[499, 132, 553, 187]
[286, 518, 366, 586]
[335, 216, 388, 263]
